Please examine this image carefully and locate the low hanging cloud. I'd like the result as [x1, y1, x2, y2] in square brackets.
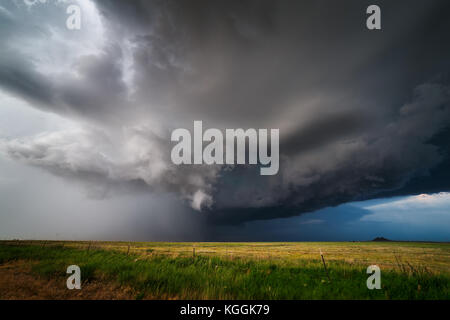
[1, 0, 450, 223]
[1, 124, 221, 209]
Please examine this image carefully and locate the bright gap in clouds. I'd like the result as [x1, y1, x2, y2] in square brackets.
[214, 193, 450, 242]
[0, 90, 76, 137]
[360, 192, 450, 225]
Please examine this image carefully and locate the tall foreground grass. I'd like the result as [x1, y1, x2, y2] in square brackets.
[0, 243, 448, 299]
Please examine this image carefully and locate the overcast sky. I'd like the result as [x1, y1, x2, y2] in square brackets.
[0, 0, 449, 241]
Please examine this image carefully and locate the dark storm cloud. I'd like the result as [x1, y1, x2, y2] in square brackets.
[1, 0, 450, 223]
[280, 111, 368, 156]
[0, 58, 55, 107]
[0, 46, 129, 124]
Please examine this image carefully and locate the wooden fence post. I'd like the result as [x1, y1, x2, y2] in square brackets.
[320, 249, 331, 282]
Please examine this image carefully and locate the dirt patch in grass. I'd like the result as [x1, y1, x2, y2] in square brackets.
[0, 261, 139, 300]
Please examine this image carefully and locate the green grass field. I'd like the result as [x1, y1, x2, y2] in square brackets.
[0, 241, 449, 299]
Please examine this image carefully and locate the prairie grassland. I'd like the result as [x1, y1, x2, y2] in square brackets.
[8, 240, 448, 273]
[0, 241, 448, 299]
